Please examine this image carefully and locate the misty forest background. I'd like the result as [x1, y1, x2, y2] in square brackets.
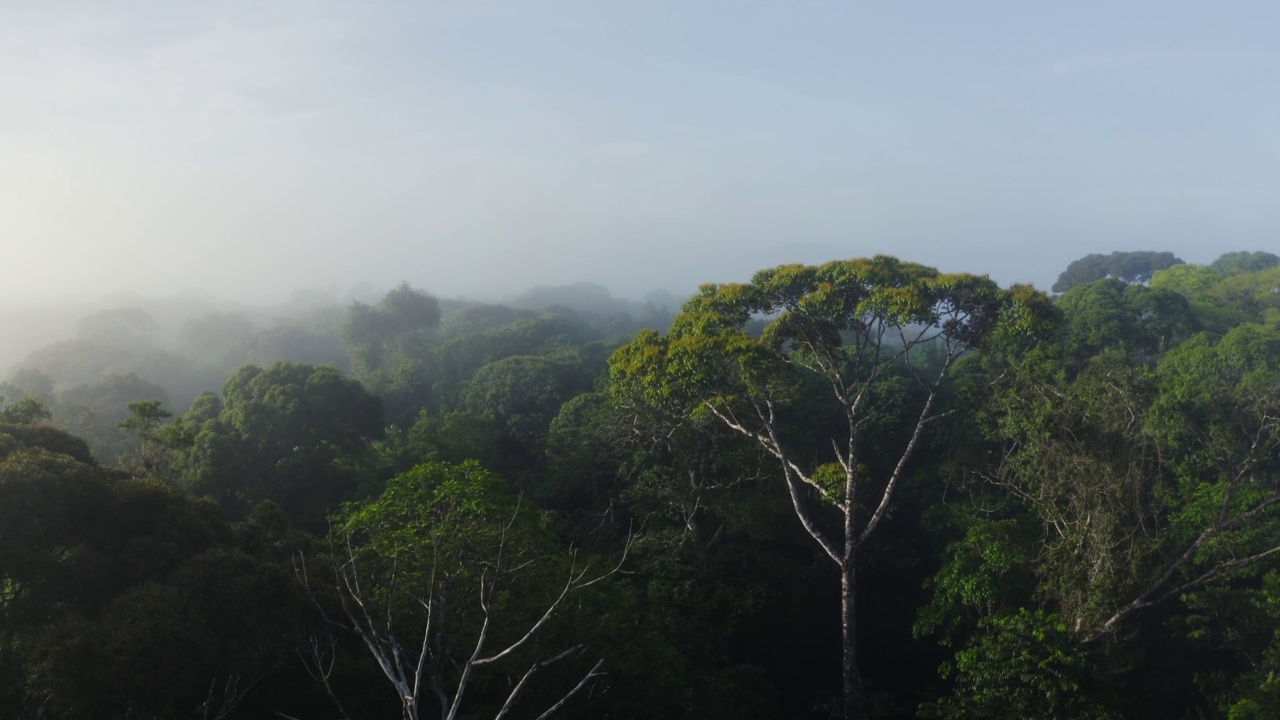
[3, 249, 1280, 719]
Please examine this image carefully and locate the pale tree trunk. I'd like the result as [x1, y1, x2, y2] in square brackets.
[841, 558, 858, 720]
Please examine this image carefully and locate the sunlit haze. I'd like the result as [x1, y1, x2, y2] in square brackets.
[3, 0, 1278, 304]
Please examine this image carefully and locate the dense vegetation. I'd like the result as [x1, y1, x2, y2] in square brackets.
[2, 251, 1279, 719]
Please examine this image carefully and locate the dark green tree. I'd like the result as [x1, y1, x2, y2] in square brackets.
[162, 362, 383, 527]
[1210, 250, 1280, 276]
[1053, 251, 1184, 293]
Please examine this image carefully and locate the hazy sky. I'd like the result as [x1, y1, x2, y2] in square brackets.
[3, 0, 1278, 304]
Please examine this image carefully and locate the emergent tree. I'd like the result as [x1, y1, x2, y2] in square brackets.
[608, 256, 1046, 720]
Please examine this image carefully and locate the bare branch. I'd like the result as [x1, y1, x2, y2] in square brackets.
[701, 399, 840, 507]
[860, 354, 954, 544]
[493, 646, 589, 720]
[1089, 493, 1280, 641]
[475, 570, 574, 666]
[534, 658, 605, 720]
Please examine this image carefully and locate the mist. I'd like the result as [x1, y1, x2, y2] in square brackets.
[4, 1, 1278, 308]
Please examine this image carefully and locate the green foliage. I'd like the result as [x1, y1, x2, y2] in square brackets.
[942, 283, 1280, 717]
[340, 281, 440, 376]
[610, 256, 1047, 720]
[1052, 250, 1184, 293]
[0, 423, 306, 719]
[1150, 260, 1280, 332]
[436, 303, 536, 340]
[0, 396, 52, 425]
[237, 311, 350, 370]
[29, 548, 301, 720]
[118, 398, 172, 439]
[463, 353, 595, 450]
[325, 459, 611, 718]
[916, 517, 1036, 646]
[51, 372, 172, 464]
[11, 250, 1280, 717]
[1211, 251, 1280, 276]
[610, 256, 1040, 500]
[1055, 279, 1198, 365]
[162, 361, 383, 527]
[922, 609, 1117, 720]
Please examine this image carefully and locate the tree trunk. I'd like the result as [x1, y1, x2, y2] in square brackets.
[842, 557, 858, 720]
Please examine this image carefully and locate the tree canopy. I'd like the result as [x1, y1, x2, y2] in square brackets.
[1052, 251, 1184, 293]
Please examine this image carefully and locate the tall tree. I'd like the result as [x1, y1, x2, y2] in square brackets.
[609, 256, 1045, 719]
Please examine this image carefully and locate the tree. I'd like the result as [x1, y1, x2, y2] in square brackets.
[2, 368, 54, 404]
[1054, 279, 1199, 366]
[608, 256, 1045, 719]
[1053, 251, 1184, 293]
[161, 362, 383, 527]
[0, 396, 52, 425]
[1095, 323, 1280, 638]
[462, 354, 594, 453]
[341, 282, 441, 376]
[297, 460, 623, 720]
[119, 398, 174, 472]
[954, 320, 1280, 714]
[52, 373, 172, 464]
[1210, 250, 1280, 276]
[0, 421, 306, 719]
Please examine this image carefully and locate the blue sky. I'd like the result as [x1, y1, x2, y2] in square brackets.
[2, 0, 1277, 303]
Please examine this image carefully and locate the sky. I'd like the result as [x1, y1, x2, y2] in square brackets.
[2, 0, 1278, 304]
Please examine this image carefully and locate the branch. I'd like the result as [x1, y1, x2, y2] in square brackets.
[474, 570, 575, 667]
[701, 399, 840, 507]
[1088, 493, 1280, 641]
[297, 634, 352, 720]
[751, 400, 844, 564]
[493, 646, 593, 720]
[447, 571, 493, 720]
[860, 354, 953, 544]
[779, 466, 842, 565]
[1159, 544, 1280, 603]
[475, 532, 633, 668]
[410, 559, 438, 712]
[534, 658, 605, 720]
